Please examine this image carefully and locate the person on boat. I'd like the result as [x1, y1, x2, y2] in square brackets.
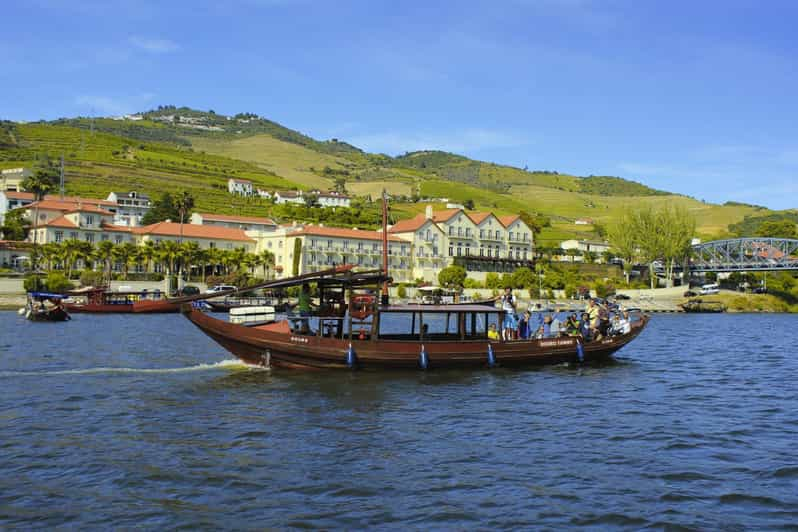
[550, 313, 563, 337]
[565, 313, 580, 336]
[517, 310, 533, 339]
[534, 325, 546, 339]
[579, 312, 592, 341]
[541, 315, 553, 338]
[488, 323, 500, 340]
[618, 310, 632, 335]
[501, 287, 518, 341]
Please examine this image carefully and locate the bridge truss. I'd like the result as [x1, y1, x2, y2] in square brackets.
[690, 238, 798, 272]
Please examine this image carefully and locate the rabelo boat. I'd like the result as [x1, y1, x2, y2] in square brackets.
[181, 193, 649, 370]
[24, 292, 71, 322]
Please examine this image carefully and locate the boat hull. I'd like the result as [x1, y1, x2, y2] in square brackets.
[183, 307, 649, 370]
[66, 303, 135, 313]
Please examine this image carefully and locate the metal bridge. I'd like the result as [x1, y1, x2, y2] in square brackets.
[690, 238, 798, 272]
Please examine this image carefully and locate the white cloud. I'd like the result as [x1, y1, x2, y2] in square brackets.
[129, 36, 179, 54]
[346, 128, 529, 156]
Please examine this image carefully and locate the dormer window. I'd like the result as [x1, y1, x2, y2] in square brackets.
[86, 215, 94, 225]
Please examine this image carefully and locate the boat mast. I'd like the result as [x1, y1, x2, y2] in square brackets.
[381, 189, 389, 305]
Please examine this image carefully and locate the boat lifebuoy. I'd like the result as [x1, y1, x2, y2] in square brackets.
[351, 295, 375, 320]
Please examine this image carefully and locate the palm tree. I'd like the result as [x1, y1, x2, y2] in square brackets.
[155, 240, 181, 280]
[179, 241, 201, 281]
[112, 242, 138, 280]
[140, 240, 157, 273]
[228, 247, 248, 272]
[95, 240, 115, 285]
[175, 191, 195, 287]
[206, 246, 222, 277]
[258, 249, 275, 280]
[39, 242, 61, 271]
[61, 238, 83, 279]
[22, 155, 60, 271]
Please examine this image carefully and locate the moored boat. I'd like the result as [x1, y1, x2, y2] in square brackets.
[65, 286, 174, 313]
[24, 292, 71, 322]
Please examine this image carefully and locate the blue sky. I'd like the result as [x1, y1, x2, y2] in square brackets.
[2, 0, 796, 209]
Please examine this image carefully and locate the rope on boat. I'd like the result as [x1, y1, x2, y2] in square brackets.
[419, 344, 429, 370]
[487, 343, 496, 368]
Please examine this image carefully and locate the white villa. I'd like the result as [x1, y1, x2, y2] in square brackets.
[228, 178, 254, 196]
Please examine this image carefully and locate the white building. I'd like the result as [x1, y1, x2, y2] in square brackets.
[274, 190, 305, 205]
[1, 168, 31, 192]
[228, 178, 254, 196]
[191, 212, 278, 232]
[387, 206, 535, 282]
[560, 239, 611, 260]
[106, 191, 152, 226]
[315, 191, 351, 208]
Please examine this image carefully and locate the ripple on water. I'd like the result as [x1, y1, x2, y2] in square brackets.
[1, 312, 798, 529]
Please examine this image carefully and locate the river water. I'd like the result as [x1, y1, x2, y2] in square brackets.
[1, 312, 797, 529]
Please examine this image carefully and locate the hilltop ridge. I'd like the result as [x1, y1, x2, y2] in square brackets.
[0, 107, 788, 241]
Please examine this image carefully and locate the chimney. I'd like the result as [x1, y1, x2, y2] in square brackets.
[425, 205, 433, 220]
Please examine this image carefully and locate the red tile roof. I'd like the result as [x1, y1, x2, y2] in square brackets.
[100, 222, 134, 233]
[3, 191, 34, 200]
[133, 222, 254, 242]
[389, 214, 426, 233]
[431, 208, 461, 223]
[197, 213, 277, 225]
[22, 199, 115, 215]
[4, 192, 115, 206]
[42, 215, 78, 229]
[288, 225, 405, 242]
[467, 212, 493, 225]
[498, 214, 521, 227]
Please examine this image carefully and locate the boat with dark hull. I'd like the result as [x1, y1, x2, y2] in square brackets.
[25, 292, 71, 322]
[65, 287, 179, 313]
[182, 269, 649, 370]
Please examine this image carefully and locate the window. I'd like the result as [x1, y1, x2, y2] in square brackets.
[487, 247, 492, 257]
[458, 227, 463, 237]
[115, 235, 123, 244]
[466, 228, 471, 237]
[55, 231, 63, 243]
[268, 241, 273, 248]
[448, 245, 453, 257]
[449, 226, 454, 236]
[480, 229, 484, 238]
[70, 232, 78, 240]
[85, 233, 94, 243]
[509, 231, 513, 241]
[86, 215, 94, 225]
[465, 243, 471, 256]
[479, 246, 484, 257]
[327, 239, 333, 249]
[457, 244, 462, 256]
[101, 234, 109, 241]
[495, 230, 500, 240]
[357, 241, 363, 250]
[425, 229, 431, 241]
[209, 242, 216, 248]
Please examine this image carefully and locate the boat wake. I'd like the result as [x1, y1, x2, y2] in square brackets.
[0, 359, 263, 377]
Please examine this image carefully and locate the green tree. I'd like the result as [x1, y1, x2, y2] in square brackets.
[95, 240, 116, 285]
[1, 209, 30, 241]
[112, 242, 139, 280]
[141, 192, 180, 225]
[22, 155, 61, 270]
[755, 220, 797, 239]
[511, 266, 535, 289]
[438, 265, 467, 288]
[292, 238, 302, 276]
[258, 249, 275, 279]
[463, 198, 475, 210]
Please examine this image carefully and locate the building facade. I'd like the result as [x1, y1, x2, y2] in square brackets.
[106, 191, 152, 226]
[1, 168, 31, 192]
[228, 178, 254, 196]
[191, 212, 278, 232]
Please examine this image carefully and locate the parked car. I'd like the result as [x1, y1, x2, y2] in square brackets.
[613, 294, 631, 300]
[205, 284, 237, 294]
[177, 285, 200, 296]
[683, 290, 698, 297]
[753, 287, 767, 294]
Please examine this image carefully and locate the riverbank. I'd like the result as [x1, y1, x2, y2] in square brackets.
[698, 292, 798, 313]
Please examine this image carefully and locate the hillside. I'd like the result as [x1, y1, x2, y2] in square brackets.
[0, 107, 784, 241]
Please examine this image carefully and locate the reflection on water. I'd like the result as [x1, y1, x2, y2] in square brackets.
[1, 312, 797, 529]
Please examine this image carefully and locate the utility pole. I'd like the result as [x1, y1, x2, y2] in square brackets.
[59, 154, 65, 199]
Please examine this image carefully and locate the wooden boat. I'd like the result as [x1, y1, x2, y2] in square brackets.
[24, 292, 71, 322]
[680, 298, 727, 313]
[65, 287, 177, 313]
[182, 269, 650, 370]
[204, 296, 289, 313]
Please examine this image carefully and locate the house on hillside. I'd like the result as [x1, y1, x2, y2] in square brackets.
[106, 191, 152, 226]
[315, 191, 351, 208]
[274, 190, 305, 205]
[574, 218, 593, 225]
[1, 168, 31, 192]
[228, 178, 254, 196]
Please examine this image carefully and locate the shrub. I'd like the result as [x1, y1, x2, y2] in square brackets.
[80, 270, 107, 287]
[23, 274, 45, 292]
[397, 284, 407, 298]
[463, 278, 482, 289]
[44, 272, 74, 293]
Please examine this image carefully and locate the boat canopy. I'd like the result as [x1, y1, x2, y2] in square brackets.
[29, 292, 66, 299]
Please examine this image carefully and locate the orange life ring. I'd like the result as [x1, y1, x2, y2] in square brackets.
[351, 294, 375, 320]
